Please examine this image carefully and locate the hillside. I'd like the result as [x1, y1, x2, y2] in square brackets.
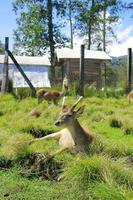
[0, 94, 132, 200]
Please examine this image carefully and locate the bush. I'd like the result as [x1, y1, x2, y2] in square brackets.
[21, 126, 55, 138]
[110, 118, 122, 128]
[124, 127, 133, 135]
[13, 88, 33, 99]
[84, 84, 97, 97]
[0, 134, 32, 160]
[68, 82, 79, 96]
[122, 120, 133, 135]
[90, 182, 126, 200]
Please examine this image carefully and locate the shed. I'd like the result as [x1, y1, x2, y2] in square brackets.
[0, 55, 51, 88]
[55, 48, 111, 88]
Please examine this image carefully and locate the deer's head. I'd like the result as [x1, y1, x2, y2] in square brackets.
[55, 96, 85, 126]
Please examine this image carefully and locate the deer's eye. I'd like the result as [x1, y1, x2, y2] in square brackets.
[62, 114, 71, 120]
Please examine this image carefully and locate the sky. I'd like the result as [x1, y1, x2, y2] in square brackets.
[0, 0, 133, 57]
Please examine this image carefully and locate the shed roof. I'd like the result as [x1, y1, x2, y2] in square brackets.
[0, 54, 51, 66]
[56, 48, 111, 61]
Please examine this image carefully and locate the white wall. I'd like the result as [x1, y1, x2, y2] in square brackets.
[0, 64, 51, 88]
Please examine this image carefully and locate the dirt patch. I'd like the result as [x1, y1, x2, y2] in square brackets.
[110, 119, 122, 128]
[125, 156, 133, 167]
[124, 128, 133, 135]
[19, 153, 64, 181]
[0, 110, 4, 116]
[21, 127, 54, 138]
[0, 157, 12, 169]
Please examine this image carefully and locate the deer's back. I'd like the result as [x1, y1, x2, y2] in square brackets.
[129, 91, 133, 98]
[43, 91, 60, 101]
[128, 91, 133, 102]
[37, 89, 60, 100]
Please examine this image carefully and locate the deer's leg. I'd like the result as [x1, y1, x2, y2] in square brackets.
[48, 146, 69, 159]
[128, 96, 131, 104]
[29, 131, 62, 144]
[53, 98, 58, 105]
[38, 96, 43, 104]
[47, 101, 50, 105]
[38, 97, 40, 104]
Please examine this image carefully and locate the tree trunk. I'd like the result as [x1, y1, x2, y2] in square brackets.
[47, 0, 55, 82]
[1, 52, 9, 94]
[88, 25, 91, 50]
[69, 0, 73, 49]
[87, 0, 95, 50]
[103, 0, 107, 87]
[1, 37, 9, 94]
[103, 0, 106, 52]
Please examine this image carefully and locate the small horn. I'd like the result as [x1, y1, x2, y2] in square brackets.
[62, 96, 67, 111]
[70, 96, 83, 111]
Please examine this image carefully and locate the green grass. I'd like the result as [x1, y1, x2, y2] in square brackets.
[0, 94, 132, 199]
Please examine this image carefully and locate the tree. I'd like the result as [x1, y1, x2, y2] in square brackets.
[54, 0, 77, 49]
[0, 41, 4, 54]
[97, 0, 122, 52]
[12, 0, 69, 78]
[74, 0, 122, 51]
[66, 0, 79, 49]
[74, 0, 101, 50]
[68, 0, 73, 49]
[95, 0, 122, 87]
[123, 2, 133, 10]
[123, 2, 133, 24]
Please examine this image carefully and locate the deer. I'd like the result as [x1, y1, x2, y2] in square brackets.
[128, 90, 133, 103]
[36, 74, 68, 105]
[28, 110, 41, 118]
[30, 96, 95, 155]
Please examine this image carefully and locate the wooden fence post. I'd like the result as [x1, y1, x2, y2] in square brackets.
[104, 62, 107, 88]
[79, 44, 85, 96]
[127, 48, 132, 92]
[1, 37, 9, 94]
[7, 50, 36, 97]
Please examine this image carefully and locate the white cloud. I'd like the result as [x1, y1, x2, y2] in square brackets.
[117, 25, 133, 41]
[73, 24, 133, 58]
[73, 36, 85, 47]
[108, 23, 133, 57]
[109, 36, 133, 57]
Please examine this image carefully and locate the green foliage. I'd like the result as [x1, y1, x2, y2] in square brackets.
[0, 95, 132, 199]
[74, 0, 122, 50]
[21, 125, 55, 138]
[0, 133, 32, 160]
[65, 155, 133, 199]
[123, 125, 133, 135]
[110, 117, 122, 128]
[66, 155, 109, 184]
[12, 0, 69, 56]
[89, 182, 127, 200]
[0, 40, 4, 54]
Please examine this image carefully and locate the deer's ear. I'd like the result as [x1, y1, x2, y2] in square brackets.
[75, 105, 85, 117]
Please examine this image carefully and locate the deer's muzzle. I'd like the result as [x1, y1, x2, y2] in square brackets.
[54, 121, 62, 126]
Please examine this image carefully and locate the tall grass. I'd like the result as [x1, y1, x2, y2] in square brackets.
[0, 94, 132, 199]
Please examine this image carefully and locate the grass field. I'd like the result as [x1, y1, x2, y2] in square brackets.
[0, 94, 132, 200]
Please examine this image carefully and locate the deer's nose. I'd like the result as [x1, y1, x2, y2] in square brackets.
[54, 121, 60, 126]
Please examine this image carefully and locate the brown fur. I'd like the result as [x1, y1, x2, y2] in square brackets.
[28, 110, 41, 117]
[36, 89, 64, 105]
[128, 90, 133, 103]
[30, 97, 95, 155]
[36, 75, 68, 105]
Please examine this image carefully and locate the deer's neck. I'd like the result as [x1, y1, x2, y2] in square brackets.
[60, 86, 67, 97]
[67, 119, 85, 139]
